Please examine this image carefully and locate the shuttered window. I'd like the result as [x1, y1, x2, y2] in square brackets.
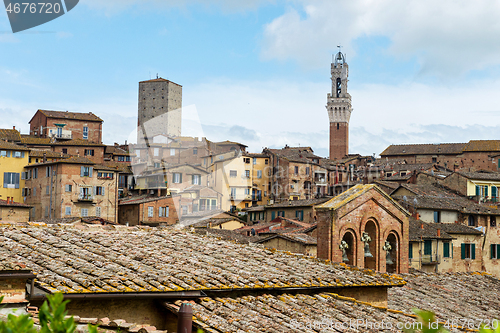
[443, 242, 450, 258]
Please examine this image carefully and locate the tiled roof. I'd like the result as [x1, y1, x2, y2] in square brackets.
[94, 164, 119, 172]
[408, 218, 453, 241]
[191, 217, 245, 228]
[34, 109, 103, 122]
[318, 184, 409, 214]
[139, 77, 182, 86]
[119, 195, 172, 206]
[257, 232, 318, 245]
[0, 254, 28, 271]
[167, 291, 417, 333]
[456, 171, 500, 181]
[105, 145, 131, 155]
[102, 161, 132, 174]
[193, 228, 263, 244]
[20, 135, 52, 145]
[26, 156, 94, 167]
[0, 225, 405, 295]
[266, 146, 323, 164]
[380, 143, 467, 156]
[392, 184, 500, 214]
[29, 149, 69, 158]
[0, 199, 32, 208]
[0, 140, 30, 151]
[389, 271, 500, 325]
[464, 140, 500, 152]
[265, 197, 331, 208]
[51, 138, 105, 146]
[0, 128, 21, 142]
[436, 222, 483, 235]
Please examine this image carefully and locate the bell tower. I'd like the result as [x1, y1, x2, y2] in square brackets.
[327, 47, 352, 161]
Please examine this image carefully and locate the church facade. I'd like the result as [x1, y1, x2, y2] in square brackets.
[316, 184, 410, 274]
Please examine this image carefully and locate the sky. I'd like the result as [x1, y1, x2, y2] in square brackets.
[2, 0, 500, 158]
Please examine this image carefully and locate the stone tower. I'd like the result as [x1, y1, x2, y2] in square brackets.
[137, 77, 182, 143]
[326, 50, 352, 161]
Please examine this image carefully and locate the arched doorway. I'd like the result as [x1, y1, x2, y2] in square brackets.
[385, 233, 399, 273]
[341, 230, 356, 265]
[363, 220, 378, 270]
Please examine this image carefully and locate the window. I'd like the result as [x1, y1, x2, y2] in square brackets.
[83, 126, 88, 140]
[65, 185, 72, 192]
[80, 166, 93, 177]
[117, 156, 125, 162]
[173, 173, 182, 183]
[170, 149, 175, 156]
[432, 157, 437, 163]
[84, 149, 94, 156]
[159, 206, 169, 217]
[94, 186, 105, 196]
[295, 210, 304, 221]
[257, 170, 262, 179]
[33, 168, 38, 179]
[14, 151, 24, 158]
[433, 211, 441, 223]
[306, 167, 310, 175]
[244, 158, 250, 164]
[79, 187, 92, 200]
[0, 151, 9, 157]
[230, 170, 237, 178]
[253, 158, 256, 165]
[491, 216, 497, 227]
[493, 186, 498, 202]
[96, 207, 101, 217]
[491, 244, 500, 259]
[265, 159, 268, 165]
[148, 206, 154, 217]
[230, 187, 237, 198]
[154, 148, 159, 156]
[245, 203, 249, 208]
[461, 243, 475, 260]
[182, 206, 188, 215]
[424, 240, 432, 256]
[46, 166, 51, 177]
[65, 206, 71, 216]
[409, 243, 413, 259]
[211, 199, 217, 210]
[62, 148, 67, 154]
[193, 148, 198, 155]
[22, 188, 30, 196]
[192, 174, 201, 185]
[81, 208, 88, 217]
[277, 211, 285, 217]
[3, 172, 20, 189]
[476, 185, 488, 198]
[244, 188, 250, 195]
[468, 215, 476, 227]
[294, 166, 299, 175]
[443, 242, 450, 258]
[244, 170, 250, 178]
[126, 156, 131, 162]
[154, 162, 160, 168]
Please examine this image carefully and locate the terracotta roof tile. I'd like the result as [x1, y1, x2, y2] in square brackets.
[0, 140, 30, 151]
[0, 199, 32, 208]
[0, 225, 406, 295]
[29, 149, 70, 158]
[464, 140, 500, 152]
[35, 109, 103, 122]
[51, 138, 105, 146]
[0, 128, 21, 142]
[408, 218, 453, 241]
[380, 143, 467, 156]
[20, 136, 52, 145]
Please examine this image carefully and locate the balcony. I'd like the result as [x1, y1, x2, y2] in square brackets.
[421, 254, 440, 265]
[78, 193, 94, 202]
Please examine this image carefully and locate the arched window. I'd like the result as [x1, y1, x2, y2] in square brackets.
[336, 78, 341, 97]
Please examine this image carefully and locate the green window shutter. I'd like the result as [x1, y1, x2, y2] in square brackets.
[443, 242, 450, 258]
[493, 186, 498, 198]
[461, 243, 466, 259]
[476, 185, 480, 196]
[424, 240, 432, 255]
[497, 245, 500, 259]
[472, 243, 476, 260]
[452, 243, 453, 258]
[492, 244, 495, 259]
[409, 243, 413, 259]
[271, 211, 275, 220]
[486, 186, 489, 197]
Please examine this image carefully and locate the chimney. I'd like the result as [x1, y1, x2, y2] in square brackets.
[416, 213, 420, 220]
[437, 228, 441, 237]
[13, 126, 15, 130]
[43, 152, 47, 163]
[421, 223, 424, 230]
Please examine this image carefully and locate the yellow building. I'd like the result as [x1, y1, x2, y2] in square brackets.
[210, 151, 270, 211]
[0, 141, 30, 204]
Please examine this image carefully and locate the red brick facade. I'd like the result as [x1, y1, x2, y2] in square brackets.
[329, 122, 349, 161]
[317, 185, 409, 273]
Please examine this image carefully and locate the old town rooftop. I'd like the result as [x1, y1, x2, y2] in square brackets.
[0, 223, 405, 296]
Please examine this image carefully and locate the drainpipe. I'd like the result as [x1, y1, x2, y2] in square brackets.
[49, 165, 53, 219]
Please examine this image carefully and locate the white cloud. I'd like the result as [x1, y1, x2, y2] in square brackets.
[261, 0, 500, 78]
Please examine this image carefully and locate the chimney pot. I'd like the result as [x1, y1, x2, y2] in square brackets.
[437, 228, 441, 237]
[13, 126, 15, 130]
[421, 223, 424, 229]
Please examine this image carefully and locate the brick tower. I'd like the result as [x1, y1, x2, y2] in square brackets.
[326, 49, 352, 161]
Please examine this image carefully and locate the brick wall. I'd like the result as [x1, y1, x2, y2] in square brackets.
[329, 122, 348, 161]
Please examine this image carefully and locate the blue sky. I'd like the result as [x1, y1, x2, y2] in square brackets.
[2, 0, 500, 158]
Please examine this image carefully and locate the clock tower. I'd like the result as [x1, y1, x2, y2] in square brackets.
[326, 48, 352, 161]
